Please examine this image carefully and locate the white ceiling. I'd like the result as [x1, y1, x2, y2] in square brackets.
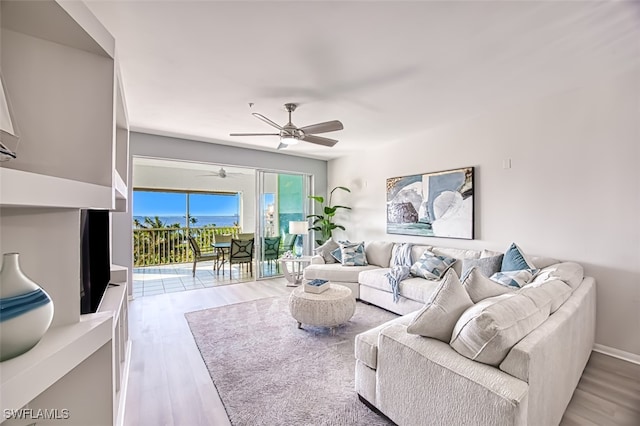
[87, 0, 640, 160]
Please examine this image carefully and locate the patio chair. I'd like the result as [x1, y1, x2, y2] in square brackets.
[280, 233, 297, 257]
[262, 236, 281, 271]
[229, 238, 254, 277]
[188, 236, 217, 277]
[237, 232, 254, 240]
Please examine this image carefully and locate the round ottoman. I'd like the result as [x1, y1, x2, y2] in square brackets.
[288, 284, 356, 333]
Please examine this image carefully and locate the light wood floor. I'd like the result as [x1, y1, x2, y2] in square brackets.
[124, 280, 640, 426]
[123, 277, 292, 426]
[561, 351, 640, 425]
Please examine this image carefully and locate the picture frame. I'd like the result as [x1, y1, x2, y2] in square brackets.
[386, 166, 474, 239]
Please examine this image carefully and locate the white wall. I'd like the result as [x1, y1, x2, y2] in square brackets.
[329, 68, 640, 356]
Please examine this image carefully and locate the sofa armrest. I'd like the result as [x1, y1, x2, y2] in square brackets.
[499, 277, 595, 426]
[310, 255, 326, 265]
[376, 323, 528, 426]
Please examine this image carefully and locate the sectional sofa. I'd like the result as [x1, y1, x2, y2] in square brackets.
[302, 241, 596, 425]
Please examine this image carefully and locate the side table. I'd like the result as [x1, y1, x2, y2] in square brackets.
[279, 256, 312, 286]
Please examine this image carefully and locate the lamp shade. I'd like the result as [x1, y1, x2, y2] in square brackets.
[0, 75, 15, 136]
[289, 221, 308, 235]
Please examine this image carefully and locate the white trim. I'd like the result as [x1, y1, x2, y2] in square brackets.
[115, 340, 132, 426]
[593, 344, 640, 365]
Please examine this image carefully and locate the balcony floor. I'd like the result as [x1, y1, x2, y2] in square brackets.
[133, 261, 278, 298]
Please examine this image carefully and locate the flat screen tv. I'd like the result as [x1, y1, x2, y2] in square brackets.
[80, 209, 111, 314]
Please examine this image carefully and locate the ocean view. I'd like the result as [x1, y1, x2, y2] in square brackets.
[133, 215, 239, 228]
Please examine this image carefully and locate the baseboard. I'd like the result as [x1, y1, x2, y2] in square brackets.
[593, 344, 640, 365]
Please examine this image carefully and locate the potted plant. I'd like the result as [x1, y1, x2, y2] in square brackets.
[307, 186, 351, 245]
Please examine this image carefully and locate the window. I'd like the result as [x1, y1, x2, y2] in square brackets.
[133, 190, 239, 228]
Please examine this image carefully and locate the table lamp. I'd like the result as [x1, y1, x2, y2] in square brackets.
[289, 221, 308, 257]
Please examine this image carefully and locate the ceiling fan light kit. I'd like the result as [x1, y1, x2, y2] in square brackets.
[230, 102, 343, 150]
[280, 135, 298, 145]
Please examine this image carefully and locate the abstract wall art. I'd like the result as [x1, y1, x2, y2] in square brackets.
[386, 167, 474, 239]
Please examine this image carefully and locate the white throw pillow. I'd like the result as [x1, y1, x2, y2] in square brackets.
[450, 292, 552, 366]
[314, 239, 339, 264]
[407, 269, 473, 342]
[531, 262, 584, 289]
[462, 267, 515, 304]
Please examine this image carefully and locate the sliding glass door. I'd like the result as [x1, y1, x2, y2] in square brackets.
[256, 171, 312, 279]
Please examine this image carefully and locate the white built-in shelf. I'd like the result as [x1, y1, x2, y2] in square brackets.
[114, 170, 128, 212]
[0, 168, 113, 209]
[98, 283, 127, 330]
[114, 171, 127, 201]
[0, 313, 112, 411]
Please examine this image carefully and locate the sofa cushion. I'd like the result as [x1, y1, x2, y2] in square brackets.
[531, 262, 584, 289]
[410, 244, 432, 264]
[450, 292, 552, 366]
[432, 247, 481, 276]
[410, 251, 456, 280]
[314, 239, 340, 264]
[481, 248, 502, 258]
[359, 269, 442, 303]
[365, 241, 395, 267]
[490, 269, 539, 288]
[520, 279, 572, 313]
[354, 312, 416, 370]
[461, 254, 503, 279]
[530, 256, 560, 269]
[407, 269, 473, 342]
[432, 247, 482, 261]
[462, 267, 515, 303]
[340, 241, 368, 266]
[303, 263, 378, 282]
[501, 243, 536, 272]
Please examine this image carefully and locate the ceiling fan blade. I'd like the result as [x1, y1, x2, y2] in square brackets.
[252, 113, 283, 130]
[301, 134, 338, 147]
[229, 133, 280, 136]
[299, 120, 344, 135]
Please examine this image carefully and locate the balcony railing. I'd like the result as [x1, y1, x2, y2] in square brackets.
[133, 226, 241, 267]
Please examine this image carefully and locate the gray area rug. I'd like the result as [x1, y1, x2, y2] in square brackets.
[185, 296, 398, 426]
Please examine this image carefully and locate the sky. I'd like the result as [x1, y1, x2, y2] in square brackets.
[133, 191, 240, 217]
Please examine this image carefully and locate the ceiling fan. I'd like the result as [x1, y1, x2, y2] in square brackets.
[198, 167, 241, 179]
[230, 103, 343, 149]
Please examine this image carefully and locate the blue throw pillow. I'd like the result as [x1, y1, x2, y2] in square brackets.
[501, 243, 536, 272]
[330, 240, 350, 263]
[340, 241, 368, 266]
[330, 247, 342, 263]
[410, 251, 456, 280]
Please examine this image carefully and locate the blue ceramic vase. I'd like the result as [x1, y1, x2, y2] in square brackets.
[0, 253, 54, 362]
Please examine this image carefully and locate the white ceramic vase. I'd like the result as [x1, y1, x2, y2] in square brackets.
[0, 253, 54, 362]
